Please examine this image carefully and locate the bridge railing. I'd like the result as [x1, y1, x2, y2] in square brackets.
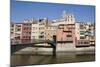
[11, 39, 55, 45]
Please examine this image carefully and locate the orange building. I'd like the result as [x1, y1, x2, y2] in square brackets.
[57, 24, 76, 45]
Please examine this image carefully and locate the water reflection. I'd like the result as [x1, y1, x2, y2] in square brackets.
[11, 53, 95, 66]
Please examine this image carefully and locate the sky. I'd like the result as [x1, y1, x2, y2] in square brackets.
[10, 0, 95, 23]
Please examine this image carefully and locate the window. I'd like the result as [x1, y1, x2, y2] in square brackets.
[17, 25, 21, 27]
[63, 30, 72, 32]
[29, 32, 31, 34]
[68, 19, 69, 22]
[84, 42, 89, 44]
[16, 28, 21, 31]
[80, 37, 84, 39]
[11, 29, 13, 31]
[78, 42, 80, 44]
[71, 15, 73, 18]
[81, 41, 83, 44]
[67, 35, 72, 37]
[23, 36, 25, 38]
[29, 37, 31, 39]
[71, 19, 73, 21]
[80, 32, 84, 35]
[39, 35, 44, 38]
[41, 32, 44, 34]
[11, 32, 13, 34]
[11, 25, 14, 27]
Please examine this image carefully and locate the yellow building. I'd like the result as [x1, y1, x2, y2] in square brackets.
[45, 25, 57, 41]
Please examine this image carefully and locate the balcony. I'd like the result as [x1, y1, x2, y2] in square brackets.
[63, 37, 73, 41]
[63, 29, 72, 32]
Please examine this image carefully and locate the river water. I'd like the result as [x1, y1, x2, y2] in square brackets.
[11, 52, 95, 66]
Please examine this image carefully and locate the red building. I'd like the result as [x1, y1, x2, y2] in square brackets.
[57, 24, 76, 45]
[21, 22, 32, 43]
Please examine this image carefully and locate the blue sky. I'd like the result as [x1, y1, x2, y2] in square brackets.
[11, 0, 95, 23]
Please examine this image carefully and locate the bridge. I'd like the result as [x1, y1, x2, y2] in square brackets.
[11, 40, 56, 56]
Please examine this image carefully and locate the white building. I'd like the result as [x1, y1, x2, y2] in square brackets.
[14, 23, 23, 39]
[75, 22, 94, 46]
[31, 23, 39, 40]
[11, 23, 23, 43]
[31, 18, 48, 40]
[51, 11, 75, 26]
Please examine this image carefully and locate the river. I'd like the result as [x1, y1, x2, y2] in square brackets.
[11, 52, 95, 66]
